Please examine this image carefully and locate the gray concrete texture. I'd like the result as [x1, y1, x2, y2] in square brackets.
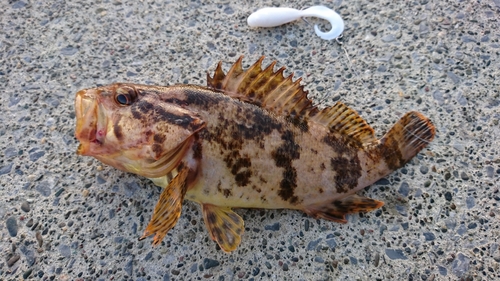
[1, 0, 499, 280]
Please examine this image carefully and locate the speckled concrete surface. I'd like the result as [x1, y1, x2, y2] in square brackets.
[1, 0, 499, 280]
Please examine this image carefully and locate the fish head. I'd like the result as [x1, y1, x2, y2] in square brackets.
[75, 83, 205, 178]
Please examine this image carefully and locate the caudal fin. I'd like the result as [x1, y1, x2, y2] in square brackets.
[379, 111, 435, 169]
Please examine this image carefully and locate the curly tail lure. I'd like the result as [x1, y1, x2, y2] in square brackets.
[247, 6, 344, 40]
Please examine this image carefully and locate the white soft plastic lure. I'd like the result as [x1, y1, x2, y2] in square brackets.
[247, 6, 344, 40]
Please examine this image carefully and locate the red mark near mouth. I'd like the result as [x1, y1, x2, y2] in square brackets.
[88, 128, 103, 145]
[92, 129, 105, 144]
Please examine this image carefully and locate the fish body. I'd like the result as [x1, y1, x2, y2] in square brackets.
[75, 56, 435, 252]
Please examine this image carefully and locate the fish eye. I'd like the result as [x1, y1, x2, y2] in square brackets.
[114, 87, 137, 106]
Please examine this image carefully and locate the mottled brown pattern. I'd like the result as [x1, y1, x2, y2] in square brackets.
[322, 134, 347, 153]
[145, 130, 154, 139]
[223, 188, 232, 198]
[330, 156, 361, 193]
[379, 141, 404, 171]
[186, 89, 283, 140]
[286, 116, 309, 132]
[160, 97, 187, 107]
[137, 88, 147, 96]
[320, 163, 326, 170]
[234, 170, 252, 187]
[131, 106, 142, 119]
[137, 99, 154, 113]
[154, 134, 166, 144]
[113, 123, 123, 141]
[252, 185, 262, 193]
[134, 99, 202, 131]
[192, 134, 203, 160]
[184, 88, 225, 110]
[272, 130, 300, 204]
[230, 156, 251, 175]
[206, 212, 217, 225]
[151, 144, 163, 159]
[216, 181, 233, 198]
[188, 88, 286, 191]
[229, 150, 252, 186]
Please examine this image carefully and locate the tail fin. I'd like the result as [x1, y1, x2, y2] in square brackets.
[379, 111, 435, 170]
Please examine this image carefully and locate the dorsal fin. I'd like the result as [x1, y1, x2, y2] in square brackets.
[311, 102, 377, 145]
[207, 56, 377, 146]
[207, 56, 313, 117]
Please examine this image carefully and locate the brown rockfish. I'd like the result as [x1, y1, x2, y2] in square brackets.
[74, 56, 435, 252]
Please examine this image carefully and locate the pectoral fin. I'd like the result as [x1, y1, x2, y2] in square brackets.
[140, 166, 189, 246]
[304, 194, 384, 223]
[202, 204, 244, 253]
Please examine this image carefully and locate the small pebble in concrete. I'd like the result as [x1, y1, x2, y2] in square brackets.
[385, 249, 408, 260]
[203, 258, 220, 269]
[36, 181, 51, 197]
[7, 254, 20, 267]
[0, 163, 13, 175]
[307, 238, 322, 251]
[36, 231, 43, 247]
[445, 192, 453, 201]
[59, 244, 71, 258]
[452, 253, 470, 277]
[424, 232, 436, 241]
[398, 181, 410, 197]
[6, 216, 18, 237]
[21, 200, 30, 212]
[264, 222, 280, 231]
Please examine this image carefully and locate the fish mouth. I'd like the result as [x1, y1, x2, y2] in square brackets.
[75, 89, 107, 155]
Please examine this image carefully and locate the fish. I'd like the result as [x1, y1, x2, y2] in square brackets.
[74, 56, 435, 252]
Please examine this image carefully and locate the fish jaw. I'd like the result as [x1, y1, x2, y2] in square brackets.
[75, 89, 109, 156]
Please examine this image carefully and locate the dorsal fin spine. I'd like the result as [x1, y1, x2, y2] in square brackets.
[283, 83, 308, 113]
[237, 58, 262, 93]
[207, 61, 225, 89]
[262, 67, 287, 105]
[246, 65, 273, 98]
[271, 76, 296, 108]
[223, 56, 244, 90]
[248, 62, 276, 99]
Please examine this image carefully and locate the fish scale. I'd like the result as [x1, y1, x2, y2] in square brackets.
[74, 56, 435, 252]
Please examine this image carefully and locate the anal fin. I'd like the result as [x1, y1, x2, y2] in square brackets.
[140, 166, 189, 246]
[304, 194, 384, 223]
[202, 204, 244, 253]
